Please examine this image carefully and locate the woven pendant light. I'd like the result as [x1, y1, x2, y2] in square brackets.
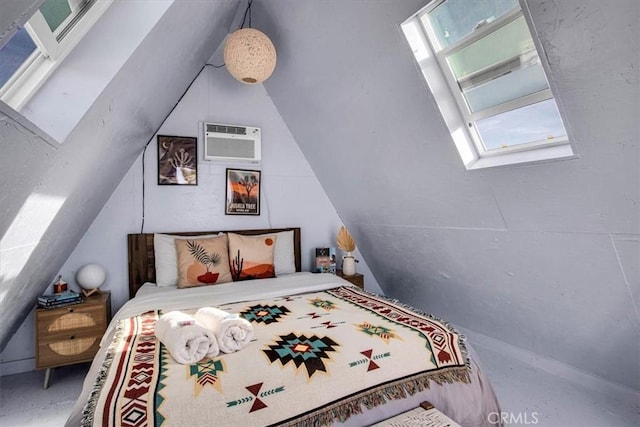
[224, 28, 277, 84]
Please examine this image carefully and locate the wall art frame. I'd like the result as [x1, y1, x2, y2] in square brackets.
[225, 168, 261, 215]
[157, 135, 198, 185]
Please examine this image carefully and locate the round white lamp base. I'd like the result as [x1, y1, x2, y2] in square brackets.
[81, 288, 102, 298]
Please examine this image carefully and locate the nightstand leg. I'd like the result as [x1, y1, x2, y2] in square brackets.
[43, 368, 52, 389]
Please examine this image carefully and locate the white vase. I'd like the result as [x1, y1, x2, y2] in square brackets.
[342, 252, 356, 276]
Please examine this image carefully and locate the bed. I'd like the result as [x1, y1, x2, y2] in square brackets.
[66, 227, 500, 426]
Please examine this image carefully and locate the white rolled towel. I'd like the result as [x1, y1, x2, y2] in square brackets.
[194, 307, 254, 353]
[155, 311, 219, 364]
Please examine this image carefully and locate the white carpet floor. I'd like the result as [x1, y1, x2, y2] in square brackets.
[472, 344, 639, 427]
[1, 346, 638, 426]
[0, 363, 89, 426]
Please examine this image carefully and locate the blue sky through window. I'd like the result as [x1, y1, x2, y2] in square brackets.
[476, 99, 567, 150]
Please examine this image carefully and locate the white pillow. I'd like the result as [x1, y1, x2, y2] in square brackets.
[267, 230, 296, 275]
[154, 233, 220, 286]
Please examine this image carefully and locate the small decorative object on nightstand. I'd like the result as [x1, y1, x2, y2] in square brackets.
[337, 269, 364, 289]
[35, 291, 111, 389]
[52, 275, 67, 293]
[314, 247, 337, 274]
[76, 263, 107, 297]
[336, 226, 358, 276]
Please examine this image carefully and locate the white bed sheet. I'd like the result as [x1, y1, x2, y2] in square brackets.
[66, 273, 500, 426]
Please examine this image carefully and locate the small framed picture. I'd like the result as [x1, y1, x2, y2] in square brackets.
[225, 168, 261, 215]
[157, 135, 197, 185]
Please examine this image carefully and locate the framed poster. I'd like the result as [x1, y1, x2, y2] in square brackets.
[157, 135, 197, 185]
[225, 168, 261, 215]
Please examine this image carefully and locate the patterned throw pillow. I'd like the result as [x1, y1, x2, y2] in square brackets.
[227, 233, 277, 281]
[175, 235, 233, 288]
[256, 230, 296, 275]
[154, 233, 221, 286]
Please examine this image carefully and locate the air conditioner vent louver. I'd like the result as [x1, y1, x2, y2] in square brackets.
[206, 124, 247, 135]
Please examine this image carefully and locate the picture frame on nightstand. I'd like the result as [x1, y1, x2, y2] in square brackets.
[314, 247, 336, 274]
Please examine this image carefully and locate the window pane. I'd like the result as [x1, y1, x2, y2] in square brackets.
[476, 99, 567, 150]
[463, 59, 549, 112]
[40, 0, 72, 33]
[447, 16, 535, 82]
[0, 28, 37, 88]
[426, 0, 518, 49]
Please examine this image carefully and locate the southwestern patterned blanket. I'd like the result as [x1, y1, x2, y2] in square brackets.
[81, 285, 469, 427]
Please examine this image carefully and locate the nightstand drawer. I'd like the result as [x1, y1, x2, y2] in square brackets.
[36, 304, 106, 337]
[36, 332, 102, 368]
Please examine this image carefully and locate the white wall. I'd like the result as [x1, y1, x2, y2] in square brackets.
[0, 66, 380, 375]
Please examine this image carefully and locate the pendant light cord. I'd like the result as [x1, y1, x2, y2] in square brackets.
[140, 0, 256, 232]
[241, 0, 253, 29]
[140, 63, 214, 233]
[210, 0, 253, 69]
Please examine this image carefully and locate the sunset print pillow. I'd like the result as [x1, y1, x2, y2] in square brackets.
[175, 235, 233, 288]
[227, 233, 277, 281]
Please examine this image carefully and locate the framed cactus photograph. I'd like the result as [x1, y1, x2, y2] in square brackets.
[157, 135, 198, 185]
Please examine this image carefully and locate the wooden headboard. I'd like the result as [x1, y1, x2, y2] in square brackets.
[127, 227, 301, 298]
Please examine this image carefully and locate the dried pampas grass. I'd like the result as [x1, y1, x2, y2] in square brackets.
[336, 226, 356, 252]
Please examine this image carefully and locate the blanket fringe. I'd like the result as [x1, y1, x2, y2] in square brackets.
[388, 295, 472, 372]
[79, 318, 126, 427]
[336, 286, 472, 372]
[277, 366, 470, 427]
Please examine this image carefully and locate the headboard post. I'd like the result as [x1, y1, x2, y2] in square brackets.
[127, 227, 301, 298]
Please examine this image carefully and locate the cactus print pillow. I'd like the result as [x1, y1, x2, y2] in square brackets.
[175, 235, 233, 288]
[227, 233, 277, 281]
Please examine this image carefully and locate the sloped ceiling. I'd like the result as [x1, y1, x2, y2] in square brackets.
[256, 0, 640, 390]
[0, 0, 239, 350]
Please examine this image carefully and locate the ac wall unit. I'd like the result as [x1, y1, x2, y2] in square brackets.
[203, 122, 261, 163]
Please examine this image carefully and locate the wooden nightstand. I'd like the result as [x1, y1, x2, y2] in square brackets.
[35, 291, 111, 389]
[336, 270, 364, 289]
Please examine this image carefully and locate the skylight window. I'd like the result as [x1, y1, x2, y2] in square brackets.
[402, 0, 575, 169]
[0, 0, 112, 110]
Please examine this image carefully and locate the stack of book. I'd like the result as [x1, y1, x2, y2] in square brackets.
[37, 290, 82, 309]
